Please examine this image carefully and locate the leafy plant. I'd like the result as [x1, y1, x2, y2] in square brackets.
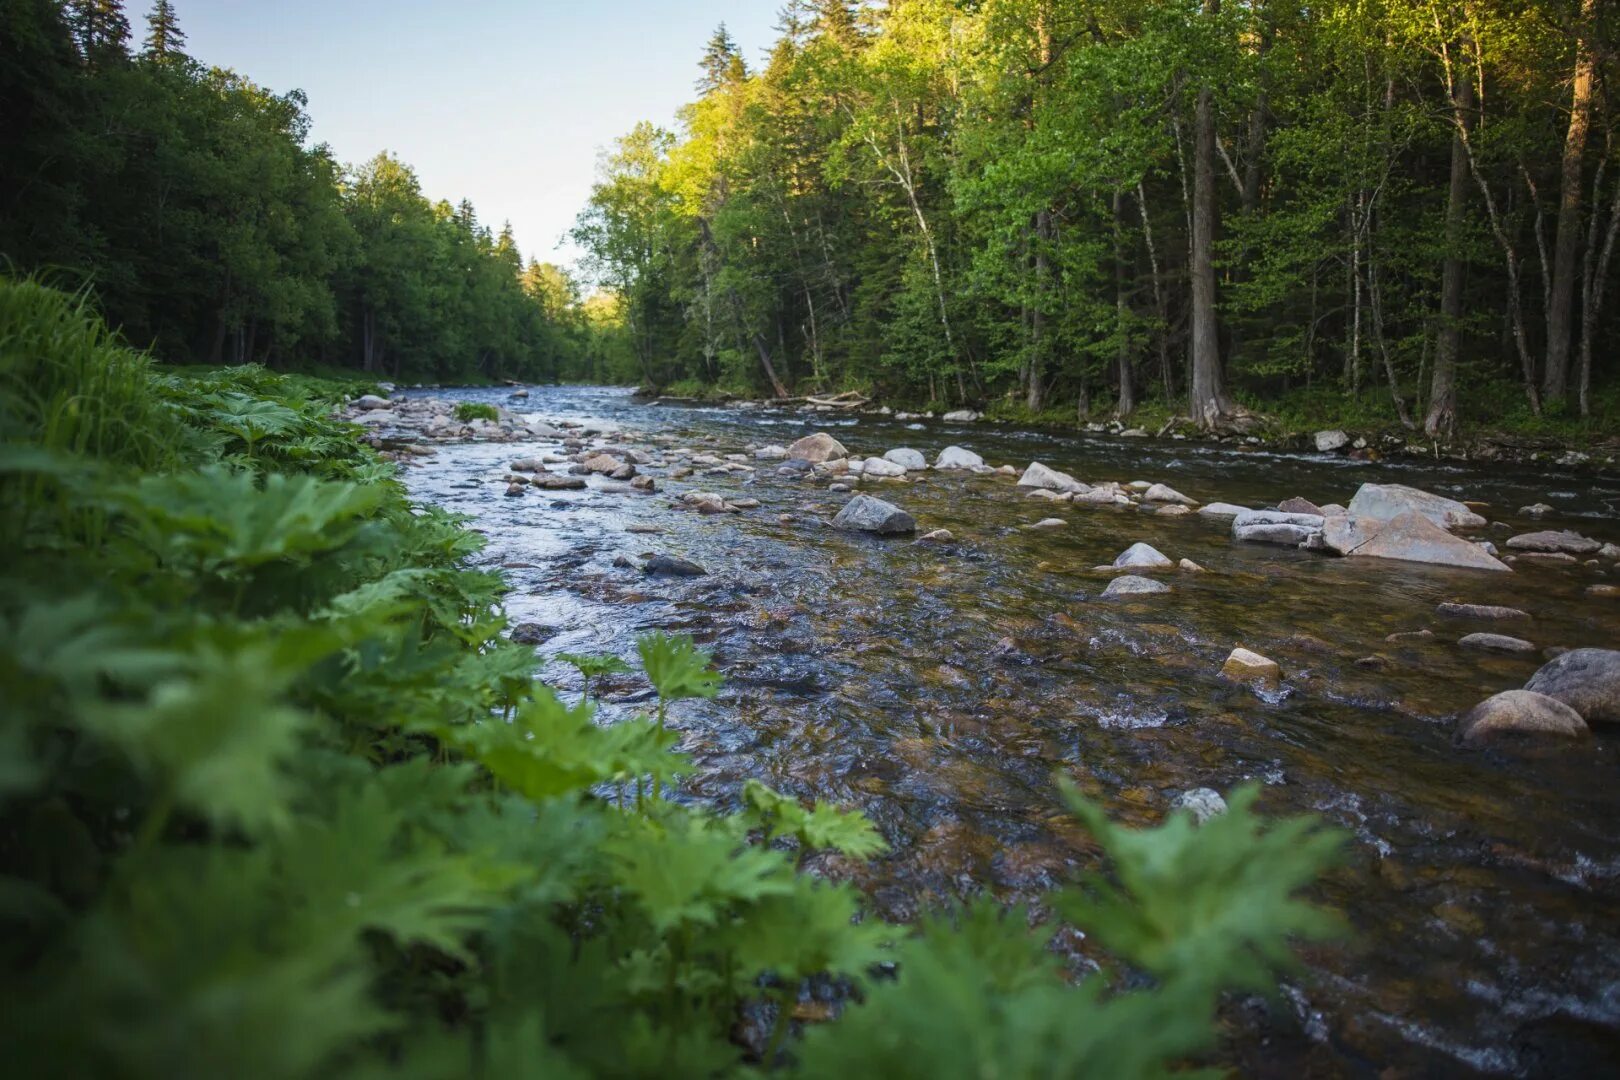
[454, 401, 499, 423]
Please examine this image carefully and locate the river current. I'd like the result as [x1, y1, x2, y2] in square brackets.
[396, 384, 1620, 1076]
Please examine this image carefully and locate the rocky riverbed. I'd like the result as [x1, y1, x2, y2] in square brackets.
[357, 384, 1620, 1076]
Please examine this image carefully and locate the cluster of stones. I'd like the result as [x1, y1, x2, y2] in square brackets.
[1454, 649, 1620, 747]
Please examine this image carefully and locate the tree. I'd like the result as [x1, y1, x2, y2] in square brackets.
[143, 0, 185, 60]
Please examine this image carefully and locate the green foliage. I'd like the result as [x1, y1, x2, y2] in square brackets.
[453, 401, 499, 423]
[0, 280, 1343, 1076]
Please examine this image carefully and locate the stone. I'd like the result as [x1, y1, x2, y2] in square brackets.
[1277, 496, 1323, 516]
[1523, 648, 1620, 723]
[1026, 518, 1067, 530]
[828, 482, 851, 493]
[355, 393, 390, 410]
[942, 409, 981, 422]
[1347, 482, 1486, 531]
[1198, 502, 1252, 519]
[681, 491, 727, 511]
[1073, 488, 1129, 506]
[1436, 602, 1530, 621]
[581, 453, 623, 474]
[630, 475, 657, 492]
[832, 494, 916, 535]
[644, 554, 707, 577]
[509, 623, 556, 645]
[532, 474, 587, 490]
[509, 458, 545, 472]
[1520, 502, 1554, 518]
[861, 456, 908, 478]
[1313, 429, 1350, 452]
[934, 445, 985, 470]
[1027, 489, 1071, 502]
[354, 410, 395, 425]
[1155, 504, 1193, 516]
[1142, 483, 1196, 506]
[503, 481, 527, 497]
[1343, 512, 1511, 571]
[608, 464, 637, 480]
[1600, 543, 1620, 560]
[884, 447, 929, 471]
[754, 444, 789, 460]
[1458, 633, 1536, 653]
[730, 497, 761, 509]
[1232, 509, 1324, 548]
[787, 432, 849, 463]
[1178, 558, 1206, 572]
[1113, 542, 1173, 569]
[1588, 584, 1620, 597]
[1219, 647, 1282, 690]
[1505, 529, 1601, 555]
[1386, 629, 1435, 643]
[1102, 574, 1171, 597]
[918, 528, 954, 542]
[1173, 788, 1227, 824]
[1018, 461, 1088, 493]
[1453, 690, 1588, 747]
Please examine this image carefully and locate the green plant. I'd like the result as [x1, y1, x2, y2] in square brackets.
[0, 279, 1345, 1078]
[454, 401, 499, 423]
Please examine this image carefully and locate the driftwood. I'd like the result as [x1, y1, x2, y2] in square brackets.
[782, 390, 871, 409]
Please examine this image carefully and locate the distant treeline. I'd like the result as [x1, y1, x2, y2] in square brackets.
[575, 0, 1620, 433]
[0, 0, 613, 384]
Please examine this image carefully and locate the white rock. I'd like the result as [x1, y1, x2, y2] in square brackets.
[1314, 429, 1350, 452]
[1142, 483, 1196, 506]
[883, 447, 928, 471]
[1113, 542, 1173, 569]
[934, 446, 984, 470]
[1018, 461, 1088, 493]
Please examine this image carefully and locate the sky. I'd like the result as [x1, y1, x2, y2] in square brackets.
[128, 0, 781, 271]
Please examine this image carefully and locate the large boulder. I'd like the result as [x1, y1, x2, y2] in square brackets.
[1347, 482, 1486, 531]
[860, 456, 908, 478]
[1101, 574, 1171, 598]
[788, 432, 849, 463]
[934, 445, 984, 470]
[1113, 542, 1173, 569]
[883, 447, 928, 471]
[1142, 483, 1196, 506]
[1314, 429, 1350, 452]
[832, 494, 916, 535]
[1232, 509, 1324, 548]
[1018, 461, 1088, 493]
[1219, 648, 1282, 690]
[355, 393, 390, 410]
[1505, 529, 1601, 555]
[1454, 690, 1589, 746]
[1523, 648, 1620, 723]
[1342, 511, 1511, 571]
[581, 453, 624, 474]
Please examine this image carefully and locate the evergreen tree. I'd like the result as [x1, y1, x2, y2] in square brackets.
[697, 22, 746, 93]
[142, 0, 186, 60]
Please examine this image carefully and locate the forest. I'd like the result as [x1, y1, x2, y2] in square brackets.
[575, 0, 1620, 436]
[0, 0, 594, 384]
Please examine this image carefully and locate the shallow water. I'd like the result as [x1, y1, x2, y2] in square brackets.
[397, 385, 1620, 1076]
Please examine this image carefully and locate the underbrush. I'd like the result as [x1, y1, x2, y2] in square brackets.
[454, 401, 500, 422]
[0, 278, 1344, 1077]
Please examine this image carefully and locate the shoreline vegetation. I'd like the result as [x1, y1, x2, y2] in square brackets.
[1, 277, 1348, 1074]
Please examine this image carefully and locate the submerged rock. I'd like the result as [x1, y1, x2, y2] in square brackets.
[1454, 690, 1588, 747]
[934, 445, 985, 470]
[832, 494, 916, 535]
[1113, 542, 1173, 569]
[1026, 518, 1067, 530]
[1348, 482, 1486, 530]
[1102, 574, 1170, 597]
[1505, 529, 1600, 555]
[1232, 509, 1324, 548]
[1018, 461, 1087, 493]
[1524, 648, 1620, 723]
[509, 623, 557, 645]
[1198, 502, 1252, 519]
[788, 432, 848, 463]
[917, 528, 954, 543]
[532, 474, 588, 490]
[1436, 602, 1530, 621]
[1219, 647, 1282, 690]
[1458, 632, 1537, 653]
[644, 554, 707, 577]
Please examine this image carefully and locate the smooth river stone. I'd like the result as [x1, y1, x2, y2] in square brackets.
[1454, 690, 1589, 746]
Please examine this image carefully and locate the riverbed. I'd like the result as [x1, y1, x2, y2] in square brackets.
[393, 384, 1620, 1076]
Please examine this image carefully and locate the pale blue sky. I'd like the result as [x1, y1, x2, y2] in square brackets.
[129, 1, 780, 270]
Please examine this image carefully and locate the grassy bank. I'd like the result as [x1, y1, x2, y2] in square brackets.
[0, 279, 1342, 1077]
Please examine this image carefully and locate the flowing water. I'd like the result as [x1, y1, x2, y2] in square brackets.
[397, 385, 1620, 1076]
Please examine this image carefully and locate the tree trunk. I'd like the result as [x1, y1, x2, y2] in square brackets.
[1028, 208, 1051, 412]
[1426, 58, 1472, 437]
[1137, 182, 1174, 401]
[1113, 188, 1134, 417]
[1543, 0, 1598, 404]
[1579, 149, 1620, 417]
[1189, 6, 1232, 430]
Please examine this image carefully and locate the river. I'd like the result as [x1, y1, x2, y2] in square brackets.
[395, 384, 1620, 1076]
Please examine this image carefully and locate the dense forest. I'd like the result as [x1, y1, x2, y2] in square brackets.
[576, 0, 1620, 435]
[0, 0, 592, 383]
